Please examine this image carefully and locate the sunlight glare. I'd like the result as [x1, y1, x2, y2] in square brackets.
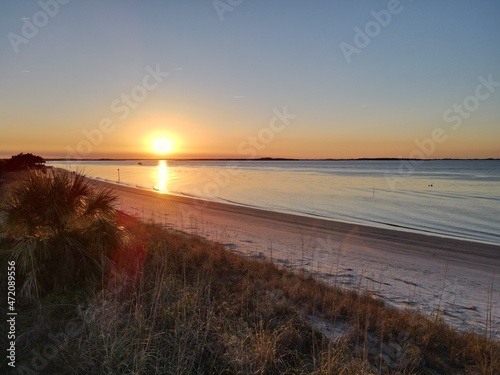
[152, 137, 174, 154]
[154, 160, 168, 192]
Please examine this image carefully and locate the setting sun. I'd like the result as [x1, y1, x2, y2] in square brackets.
[152, 137, 174, 154]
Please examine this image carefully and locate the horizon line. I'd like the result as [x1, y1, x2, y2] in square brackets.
[41, 157, 500, 162]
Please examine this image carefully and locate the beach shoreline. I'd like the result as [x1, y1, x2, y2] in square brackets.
[88, 176, 500, 337]
[50, 159, 500, 247]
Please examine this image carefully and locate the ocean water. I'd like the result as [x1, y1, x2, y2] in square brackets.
[49, 160, 500, 246]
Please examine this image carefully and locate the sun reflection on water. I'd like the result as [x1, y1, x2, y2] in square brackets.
[154, 160, 168, 192]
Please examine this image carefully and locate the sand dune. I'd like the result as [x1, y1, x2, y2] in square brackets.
[90, 178, 500, 338]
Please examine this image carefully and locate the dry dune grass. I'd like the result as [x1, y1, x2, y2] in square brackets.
[1, 211, 499, 374]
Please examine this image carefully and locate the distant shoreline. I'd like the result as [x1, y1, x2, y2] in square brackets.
[45, 157, 500, 162]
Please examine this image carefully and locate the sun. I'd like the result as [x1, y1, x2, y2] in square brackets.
[152, 137, 174, 154]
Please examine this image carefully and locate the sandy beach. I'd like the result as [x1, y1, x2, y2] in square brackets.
[90, 178, 500, 338]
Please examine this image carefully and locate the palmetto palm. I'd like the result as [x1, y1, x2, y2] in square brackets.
[0, 169, 128, 303]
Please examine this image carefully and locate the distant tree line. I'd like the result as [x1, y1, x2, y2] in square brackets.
[1, 153, 45, 173]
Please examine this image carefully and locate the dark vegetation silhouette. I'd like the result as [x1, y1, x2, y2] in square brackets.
[0, 169, 128, 303]
[3, 153, 45, 172]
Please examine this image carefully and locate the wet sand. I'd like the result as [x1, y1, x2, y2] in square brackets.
[90, 178, 500, 337]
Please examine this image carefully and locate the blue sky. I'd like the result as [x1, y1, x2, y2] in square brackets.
[1, 0, 499, 158]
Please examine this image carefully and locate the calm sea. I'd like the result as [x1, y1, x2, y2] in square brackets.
[49, 160, 500, 246]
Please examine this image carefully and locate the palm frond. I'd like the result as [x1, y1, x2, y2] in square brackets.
[8, 236, 52, 302]
[0, 169, 129, 303]
[84, 187, 118, 219]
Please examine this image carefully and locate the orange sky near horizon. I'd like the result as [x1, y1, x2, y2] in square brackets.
[1, 2, 499, 160]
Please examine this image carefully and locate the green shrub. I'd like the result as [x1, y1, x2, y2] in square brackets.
[0, 169, 128, 303]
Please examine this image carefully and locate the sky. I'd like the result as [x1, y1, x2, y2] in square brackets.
[1, 0, 499, 159]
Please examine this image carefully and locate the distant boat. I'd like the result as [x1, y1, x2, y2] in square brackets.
[138, 162, 143, 165]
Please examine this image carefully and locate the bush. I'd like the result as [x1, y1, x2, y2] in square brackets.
[0, 169, 128, 303]
[4, 152, 45, 172]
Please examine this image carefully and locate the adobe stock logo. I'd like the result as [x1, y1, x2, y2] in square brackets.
[384, 74, 499, 190]
[213, 0, 243, 21]
[7, 0, 71, 54]
[443, 74, 500, 130]
[238, 107, 296, 158]
[65, 65, 170, 159]
[339, 0, 410, 64]
[189, 107, 297, 210]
